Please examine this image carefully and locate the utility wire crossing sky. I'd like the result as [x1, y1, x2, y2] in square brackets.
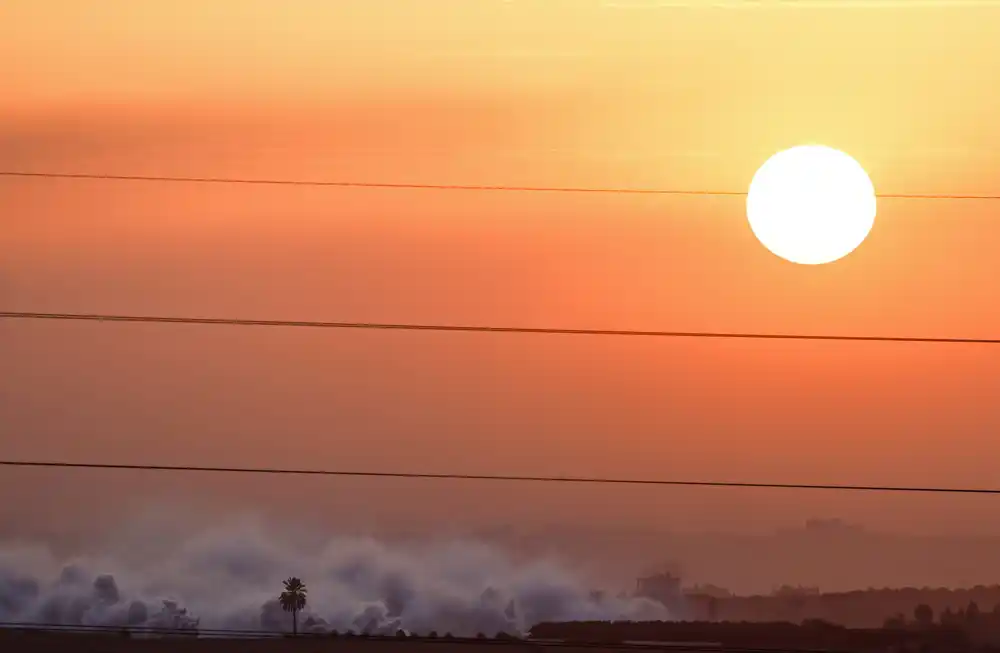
[3, 170, 1000, 200]
[3, 459, 1000, 495]
[2, 311, 1000, 346]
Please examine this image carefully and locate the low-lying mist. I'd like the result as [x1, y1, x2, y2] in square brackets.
[0, 517, 667, 636]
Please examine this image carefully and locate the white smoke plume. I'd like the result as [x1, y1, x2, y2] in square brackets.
[0, 519, 668, 637]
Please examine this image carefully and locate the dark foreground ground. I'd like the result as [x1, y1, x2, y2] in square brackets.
[534, 620, 975, 651]
[0, 631, 725, 653]
[0, 622, 986, 653]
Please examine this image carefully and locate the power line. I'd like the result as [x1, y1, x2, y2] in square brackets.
[1, 310, 999, 346]
[0, 170, 730, 196]
[1, 459, 999, 495]
[2, 170, 999, 200]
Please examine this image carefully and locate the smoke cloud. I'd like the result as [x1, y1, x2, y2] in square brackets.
[0, 520, 667, 636]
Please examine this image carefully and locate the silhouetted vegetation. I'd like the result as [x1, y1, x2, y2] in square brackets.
[915, 604, 934, 628]
[9, 619, 1000, 653]
[277, 577, 307, 636]
[533, 588, 1000, 650]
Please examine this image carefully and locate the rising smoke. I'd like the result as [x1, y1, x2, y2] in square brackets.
[0, 519, 667, 636]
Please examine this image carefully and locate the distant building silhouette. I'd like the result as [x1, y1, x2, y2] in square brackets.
[634, 572, 684, 614]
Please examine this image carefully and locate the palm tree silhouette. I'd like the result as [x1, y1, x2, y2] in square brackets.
[279, 577, 308, 635]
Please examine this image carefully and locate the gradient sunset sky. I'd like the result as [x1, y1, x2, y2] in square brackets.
[3, 1, 1000, 542]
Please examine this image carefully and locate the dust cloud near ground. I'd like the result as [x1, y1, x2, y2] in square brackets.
[0, 516, 666, 636]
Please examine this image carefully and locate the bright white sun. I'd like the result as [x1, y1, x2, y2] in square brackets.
[746, 145, 876, 265]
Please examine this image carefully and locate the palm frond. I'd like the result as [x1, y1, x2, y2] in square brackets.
[279, 577, 308, 613]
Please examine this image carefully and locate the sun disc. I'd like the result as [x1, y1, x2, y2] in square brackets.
[746, 145, 876, 265]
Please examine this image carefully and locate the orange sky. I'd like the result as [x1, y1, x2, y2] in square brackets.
[2, 1, 1000, 541]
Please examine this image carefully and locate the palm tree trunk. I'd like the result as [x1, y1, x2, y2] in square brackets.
[293, 609, 298, 636]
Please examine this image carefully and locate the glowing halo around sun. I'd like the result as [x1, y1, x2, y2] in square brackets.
[746, 145, 876, 265]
